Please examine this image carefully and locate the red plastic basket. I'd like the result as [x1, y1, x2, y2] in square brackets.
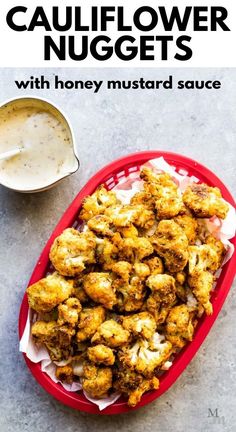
[18, 151, 236, 415]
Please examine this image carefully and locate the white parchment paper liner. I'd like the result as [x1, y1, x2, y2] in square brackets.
[19, 157, 236, 410]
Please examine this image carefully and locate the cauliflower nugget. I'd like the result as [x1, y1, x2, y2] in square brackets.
[144, 256, 164, 275]
[188, 270, 214, 315]
[57, 298, 82, 327]
[140, 167, 183, 219]
[174, 214, 198, 244]
[87, 215, 114, 236]
[114, 276, 146, 312]
[183, 183, 229, 219]
[205, 235, 226, 269]
[83, 272, 117, 309]
[113, 366, 159, 407]
[27, 272, 74, 313]
[146, 274, 176, 324]
[188, 244, 220, 275]
[49, 228, 96, 276]
[79, 186, 119, 221]
[87, 344, 115, 366]
[122, 312, 156, 339]
[152, 220, 189, 273]
[76, 306, 106, 342]
[31, 320, 58, 343]
[166, 305, 195, 349]
[55, 365, 74, 384]
[82, 362, 113, 398]
[91, 319, 130, 348]
[31, 320, 74, 361]
[131, 190, 155, 211]
[111, 261, 132, 281]
[115, 236, 154, 262]
[119, 333, 172, 376]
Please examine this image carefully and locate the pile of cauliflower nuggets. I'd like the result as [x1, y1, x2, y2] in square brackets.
[27, 167, 229, 407]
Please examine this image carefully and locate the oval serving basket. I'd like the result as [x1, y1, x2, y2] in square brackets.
[19, 151, 236, 415]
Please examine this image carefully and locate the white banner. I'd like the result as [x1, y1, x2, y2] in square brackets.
[0, 0, 235, 67]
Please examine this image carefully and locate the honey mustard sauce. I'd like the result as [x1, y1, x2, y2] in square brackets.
[0, 99, 78, 191]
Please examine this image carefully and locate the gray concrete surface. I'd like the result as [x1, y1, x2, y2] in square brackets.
[0, 68, 235, 432]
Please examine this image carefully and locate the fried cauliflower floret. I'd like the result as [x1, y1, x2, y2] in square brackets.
[121, 237, 154, 262]
[111, 261, 132, 281]
[166, 305, 195, 349]
[134, 206, 155, 230]
[31, 320, 58, 343]
[83, 272, 117, 309]
[79, 186, 119, 221]
[183, 183, 229, 219]
[144, 257, 164, 275]
[112, 232, 153, 263]
[105, 205, 141, 227]
[118, 224, 139, 238]
[206, 235, 226, 268]
[122, 312, 156, 339]
[119, 333, 172, 376]
[31, 320, 74, 361]
[49, 228, 96, 276]
[91, 319, 130, 348]
[145, 274, 176, 323]
[57, 298, 82, 327]
[114, 276, 146, 312]
[55, 365, 74, 384]
[188, 244, 220, 275]
[87, 215, 114, 236]
[130, 190, 155, 211]
[27, 272, 74, 313]
[172, 272, 187, 302]
[105, 203, 155, 230]
[113, 366, 159, 407]
[188, 270, 214, 315]
[133, 262, 150, 280]
[174, 214, 198, 244]
[87, 344, 115, 366]
[127, 376, 159, 407]
[96, 237, 118, 268]
[76, 306, 106, 342]
[140, 167, 182, 219]
[82, 362, 113, 398]
[152, 220, 189, 273]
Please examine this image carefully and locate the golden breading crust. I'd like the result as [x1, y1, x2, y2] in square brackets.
[152, 220, 189, 273]
[174, 214, 198, 244]
[57, 297, 82, 327]
[27, 272, 74, 313]
[166, 304, 195, 349]
[49, 228, 96, 276]
[145, 274, 176, 324]
[79, 186, 119, 221]
[113, 366, 159, 407]
[82, 362, 113, 398]
[140, 167, 183, 219]
[122, 312, 156, 339]
[83, 272, 117, 310]
[183, 183, 229, 219]
[55, 365, 74, 384]
[87, 344, 115, 366]
[188, 270, 214, 315]
[91, 319, 130, 348]
[76, 306, 106, 342]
